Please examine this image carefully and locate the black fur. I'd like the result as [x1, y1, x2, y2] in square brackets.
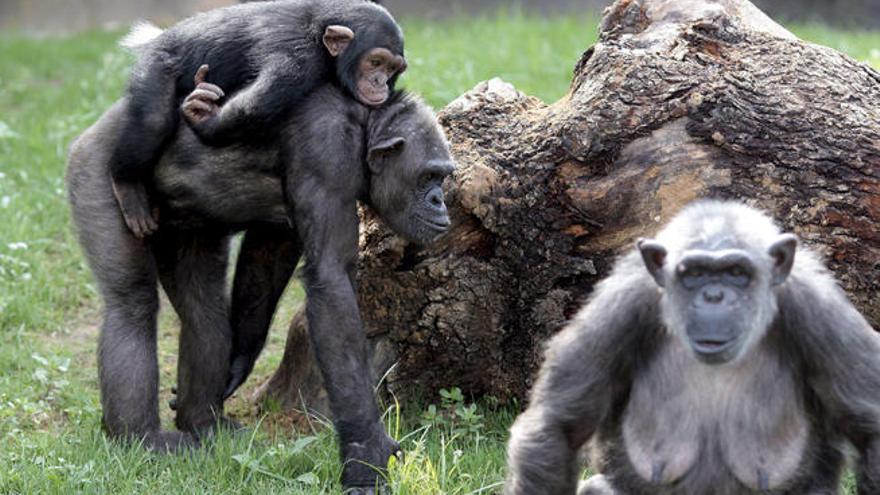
[108, 0, 404, 238]
[67, 85, 453, 491]
[120, 0, 401, 155]
[505, 201, 880, 495]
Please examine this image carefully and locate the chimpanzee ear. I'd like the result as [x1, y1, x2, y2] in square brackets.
[367, 137, 405, 174]
[323, 25, 355, 57]
[638, 238, 668, 288]
[769, 233, 797, 286]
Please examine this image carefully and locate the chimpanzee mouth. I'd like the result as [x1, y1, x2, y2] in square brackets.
[419, 216, 451, 233]
[359, 88, 388, 106]
[691, 337, 736, 360]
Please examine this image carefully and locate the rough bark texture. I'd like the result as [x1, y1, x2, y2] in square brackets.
[260, 0, 880, 414]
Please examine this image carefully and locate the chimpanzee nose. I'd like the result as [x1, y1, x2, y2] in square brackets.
[428, 189, 444, 209]
[703, 288, 724, 303]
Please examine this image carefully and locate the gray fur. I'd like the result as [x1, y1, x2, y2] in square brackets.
[505, 201, 880, 495]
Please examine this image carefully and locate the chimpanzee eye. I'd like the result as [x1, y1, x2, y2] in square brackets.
[421, 173, 437, 186]
[371, 59, 383, 68]
[679, 268, 704, 290]
[724, 265, 751, 287]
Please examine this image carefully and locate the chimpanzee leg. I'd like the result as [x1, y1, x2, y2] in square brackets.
[68, 146, 193, 451]
[153, 230, 235, 436]
[293, 196, 400, 491]
[108, 50, 179, 239]
[224, 225, 302, 399]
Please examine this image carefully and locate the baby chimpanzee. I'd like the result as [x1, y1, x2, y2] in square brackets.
[110, 0, 406, 238]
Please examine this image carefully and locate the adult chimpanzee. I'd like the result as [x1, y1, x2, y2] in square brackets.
[505, 201, 880, 495]
[67, 78, 453, 492]
[109, 0, 406, 239]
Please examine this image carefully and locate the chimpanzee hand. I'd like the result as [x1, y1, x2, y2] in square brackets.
[181, 65, 225, 130]
[110, 179, 159, 239]
[341, 425, 403, 493]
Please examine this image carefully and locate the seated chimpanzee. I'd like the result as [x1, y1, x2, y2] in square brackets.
[67, 74, 454, 493]
[109, 0, 406, 239]
[505, 201, 880, 495]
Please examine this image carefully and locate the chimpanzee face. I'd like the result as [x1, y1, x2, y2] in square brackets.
[323, 3, 407, 108]
[366, 101, 455, 245]
[639, 233, 797, 365]
[355, 48, 407, 106]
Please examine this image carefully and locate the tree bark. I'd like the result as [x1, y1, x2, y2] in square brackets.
[259, 0, 880, 413]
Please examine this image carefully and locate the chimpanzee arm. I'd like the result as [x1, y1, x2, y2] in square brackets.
[224, 226, 301, 400]
[505, 253, 661, 495]
[778, 255, 880, 495]
[187, 53, 321, 145]
[289, 181, 400, 489]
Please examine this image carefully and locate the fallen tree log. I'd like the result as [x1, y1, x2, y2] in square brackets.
[257, 0, 880, 414]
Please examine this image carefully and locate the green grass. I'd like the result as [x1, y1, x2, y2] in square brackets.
[792, 22, 880, 67]
[0, 10, 877, 494]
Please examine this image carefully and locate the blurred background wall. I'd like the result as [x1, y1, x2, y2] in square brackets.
[0, 0, 230, 32]
[1, 0, 878, 33]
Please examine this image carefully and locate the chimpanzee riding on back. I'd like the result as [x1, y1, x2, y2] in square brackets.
[110, 0, 406, 238]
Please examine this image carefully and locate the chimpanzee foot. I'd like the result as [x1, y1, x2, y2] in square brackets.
[341, 430, 402, 493]
[168, 389, 247, 438]
[110, 178, 159, 239]
[141, 430, 199, 453]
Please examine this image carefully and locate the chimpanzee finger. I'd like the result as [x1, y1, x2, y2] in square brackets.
[193, 64, 210, 85]
[120, 210, 144, 239]
[196, 82, 225, 99]
[144, 216, 158, 236]
[188, 88, 222, 102]
[126, 217, 145, 240]
[136, 221, 150, 239]
[138, 217, 154, 238]
[184, 99, 213, 115]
